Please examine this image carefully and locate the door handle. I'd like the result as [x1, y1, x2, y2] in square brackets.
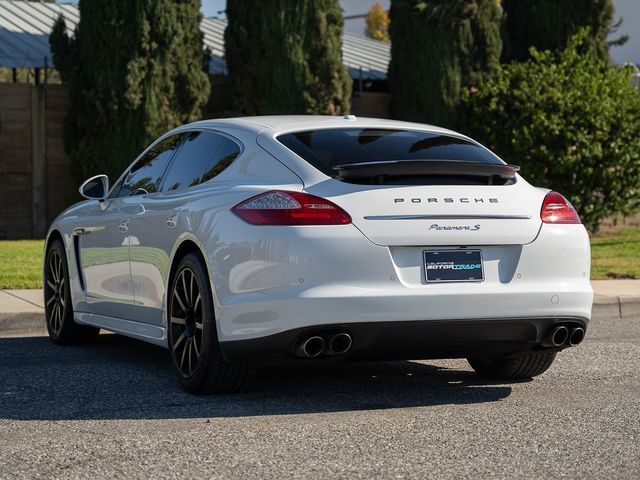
[118, 219, 130, 233]
[166, 213, 179, 229]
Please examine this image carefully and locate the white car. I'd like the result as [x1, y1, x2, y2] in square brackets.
[44, 116, 593, 393]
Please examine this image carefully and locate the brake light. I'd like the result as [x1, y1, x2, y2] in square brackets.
[540, 192, 581, 224]
[232, 190, 352, 225]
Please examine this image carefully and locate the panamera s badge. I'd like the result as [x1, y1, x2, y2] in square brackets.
[429, 224, 481, 231]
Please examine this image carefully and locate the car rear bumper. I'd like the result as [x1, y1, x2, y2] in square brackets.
[220, 316, 589, 364]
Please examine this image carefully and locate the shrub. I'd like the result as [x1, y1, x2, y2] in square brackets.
[463, 32, 640, 231]
[224, 0, 352, 116]
[388, 0, 502, 128]
[50, 0, 210, 184]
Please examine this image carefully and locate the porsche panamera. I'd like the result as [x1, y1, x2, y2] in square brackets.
[44, 116, 593, 393]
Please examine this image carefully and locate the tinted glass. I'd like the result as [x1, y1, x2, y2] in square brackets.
[162, 131, 222, 192]
[118, 135, 182, 197]
[82, 178, 105, 198]
[201, 137, 241, 183]
[277, 128, 503, 176]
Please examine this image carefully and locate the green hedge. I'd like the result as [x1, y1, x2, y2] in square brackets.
[463, 32, 640, 231]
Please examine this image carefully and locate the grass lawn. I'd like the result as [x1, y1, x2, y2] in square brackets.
[0, 240, 44, 289]
[0, 227, 638, 289]
[591, 227, 640, 280]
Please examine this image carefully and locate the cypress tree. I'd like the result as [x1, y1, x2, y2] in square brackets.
[388, 0, 502, 128]
[50, 0, 210, 184]
[224, 0, 352, 115]
[502, 0, 615, 62]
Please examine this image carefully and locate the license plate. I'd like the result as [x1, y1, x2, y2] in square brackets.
[424, 250, 484, 283]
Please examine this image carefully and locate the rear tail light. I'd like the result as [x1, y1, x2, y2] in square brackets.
[540, 191, 581, 224]
[232, 190, 352, 226]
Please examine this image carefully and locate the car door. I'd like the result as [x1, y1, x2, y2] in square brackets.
[76, 196, 138, 320]
[128, 130, 241, 325]
[78, 133, 183, 320]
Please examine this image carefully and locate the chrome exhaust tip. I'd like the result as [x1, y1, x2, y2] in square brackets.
[295, 336, 325, 358]
[568, 327, 585, 346]
[543, 325, 569, 347]
[328, 333, 352, 355]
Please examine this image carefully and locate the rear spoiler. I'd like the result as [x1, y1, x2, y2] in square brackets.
[334, 160, 520, 182]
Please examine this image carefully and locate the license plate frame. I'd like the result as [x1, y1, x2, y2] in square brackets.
[423, 249, 484, 283]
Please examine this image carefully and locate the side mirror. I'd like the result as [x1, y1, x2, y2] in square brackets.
[79, 174, 109, 201]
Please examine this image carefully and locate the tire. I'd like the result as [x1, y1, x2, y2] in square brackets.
[167, 253, 252, 394]
[468, 351, 557, 380]
[45, 238, 99, 344]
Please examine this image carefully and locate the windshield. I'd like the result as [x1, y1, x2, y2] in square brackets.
[277, 128, 504, 177]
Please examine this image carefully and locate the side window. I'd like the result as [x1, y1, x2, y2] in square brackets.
[108, 177, 125, 199]
[161, 131, 222, 192]
[201, 137, 241, 183]
[117, 134, 183, 197]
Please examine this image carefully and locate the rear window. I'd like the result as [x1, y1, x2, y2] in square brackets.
[277, 128, 503, 177]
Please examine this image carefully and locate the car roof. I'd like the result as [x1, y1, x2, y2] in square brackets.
[183, 115, 461, 137]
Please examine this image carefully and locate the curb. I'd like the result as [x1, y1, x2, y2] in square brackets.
[0, 312, 45, 333]
[593, 295, 640, 320]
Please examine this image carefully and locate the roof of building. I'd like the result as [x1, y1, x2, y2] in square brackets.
[0, 0, 390, 80]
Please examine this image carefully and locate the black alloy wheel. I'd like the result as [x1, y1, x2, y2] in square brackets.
[170, 266, 204, 378]
[45, 239, 99, 344]
[45, 249, 66, 336]
[167, 253, 252, 394]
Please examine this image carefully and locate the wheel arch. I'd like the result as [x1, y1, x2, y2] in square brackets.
[165, 235, 218, 331]
[44, 229, 64, 252]
[43, 229, 64, 285]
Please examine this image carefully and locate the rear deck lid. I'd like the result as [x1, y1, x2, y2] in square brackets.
[272, 127, 542, 246]
[308, 182, 543, 246]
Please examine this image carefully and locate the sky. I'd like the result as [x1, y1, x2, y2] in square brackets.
[60, 0, 638, 64]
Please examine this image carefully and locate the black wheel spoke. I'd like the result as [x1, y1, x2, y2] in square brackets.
[193, 336, 200, 357]
[189, 272, 194, 306]
[53, 303, 60, 331]
[180, 339, 188, 371]
[45, 250, 66, 336]
[173, 331, 186, 351]
[193, 293, 201, 313]
[55, 255, 62, 284]
[181, 272, 190, 307]
[173, 288, 188, 314]
[170, 265, 205, 378]
[49, 257, 57, 283]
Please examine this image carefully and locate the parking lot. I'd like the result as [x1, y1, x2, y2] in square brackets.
[0, 313, 638, 479]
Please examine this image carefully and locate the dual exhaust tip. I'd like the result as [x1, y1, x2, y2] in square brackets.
[544, 325, 585, 348]
[296, 325, 585, 357]
[295, 332, 352, 358]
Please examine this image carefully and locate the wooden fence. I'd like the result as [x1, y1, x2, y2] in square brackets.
[0, 84, 75, 239]
[0, 84, 391, 239]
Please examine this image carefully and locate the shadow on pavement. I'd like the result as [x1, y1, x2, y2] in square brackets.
[0, 334, 512, 420]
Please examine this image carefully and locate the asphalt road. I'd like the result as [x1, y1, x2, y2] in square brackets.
[0, 315, 638, 479]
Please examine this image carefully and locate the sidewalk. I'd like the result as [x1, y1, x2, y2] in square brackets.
[1, 282, 638, 332]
